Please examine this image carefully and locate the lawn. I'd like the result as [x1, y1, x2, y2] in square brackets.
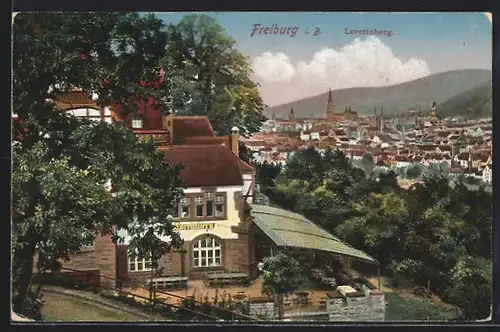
[385, 292, 462, 321]
[40, 292, 150, 322]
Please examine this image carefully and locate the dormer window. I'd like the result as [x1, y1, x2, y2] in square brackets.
[132, 118, 143, 129]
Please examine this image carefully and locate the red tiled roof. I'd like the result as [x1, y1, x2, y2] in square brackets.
[173, 116, 215, 139]
[310, 124, 330, 133]
[394, 155, 409, 162]
[183, 136, 229, 148]
[53, 90, 99, 111]
[239, 160, 255, 174]
[163, 145, 243, 187]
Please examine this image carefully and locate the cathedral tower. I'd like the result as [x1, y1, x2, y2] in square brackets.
[431, 102, 437, 120]
[288, 108, 296, 122]
[326, 87, 335, 119]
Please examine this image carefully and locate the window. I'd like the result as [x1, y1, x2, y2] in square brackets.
[195, 196, 204, 217]
[205, 192, 213, 217]
[172, 194, 224, 219]
[172, 197, 190, 219]
[128, 252, 152, 272]
[192, 236, 221, 268]
[194, 192, 216, 218]
[80, 231, 95, 251]
[215, 194, 225, 217]
[132, 118, 143, 129]
[180, 197, 190, 218]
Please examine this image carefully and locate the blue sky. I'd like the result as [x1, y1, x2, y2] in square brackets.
[154, 12, 491, 106]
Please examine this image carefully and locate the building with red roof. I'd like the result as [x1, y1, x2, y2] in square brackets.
[48, 90, 258, 283]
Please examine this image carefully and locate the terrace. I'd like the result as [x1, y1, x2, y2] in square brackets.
[125, 273, 381, 320]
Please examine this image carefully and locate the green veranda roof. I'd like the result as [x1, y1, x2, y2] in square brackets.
[250, 204, 378, 265]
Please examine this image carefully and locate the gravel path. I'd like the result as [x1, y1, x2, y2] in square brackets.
[39, 286, 169, 322]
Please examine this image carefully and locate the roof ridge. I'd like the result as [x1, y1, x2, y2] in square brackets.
[167, 144, 227, 149]
[271, 227, 340, 242]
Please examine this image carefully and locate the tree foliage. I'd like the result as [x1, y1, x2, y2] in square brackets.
[336, 193, 408, 267]
[12, 12, 188, 318]
[261, 254, 303, 320]
[164, 14, 266, 137]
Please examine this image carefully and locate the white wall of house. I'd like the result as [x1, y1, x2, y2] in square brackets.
[117, 185, 244, 244]
[310, 132, 320, 140]
[482, 166, 492, 183]
[66, 107, 112, 123]
[300, 132, 311, 141]
[242, 174, 254, 204]
[396, 161, 411, 168]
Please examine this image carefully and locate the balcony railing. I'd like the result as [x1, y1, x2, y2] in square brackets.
[133, 129, 169, 143]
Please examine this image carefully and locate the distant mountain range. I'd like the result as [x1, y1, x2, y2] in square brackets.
[437, 81, 492, 119]
[265, 69, 491, 119]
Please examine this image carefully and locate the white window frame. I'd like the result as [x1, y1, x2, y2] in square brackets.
[128, 251, 152, 272]
[192, 236, 222, 268]
[132, 118, 143, 129]
[80, 231, 95, 252]
[180, 197, 190, 218]
[214, 194, 225, 217]
[194, 192, 215, 218]
[194, 195, 204, 217]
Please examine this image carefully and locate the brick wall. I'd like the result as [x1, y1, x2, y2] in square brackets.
[118, 235, 255, 283]
[326, 290, 385, 322]
[61, 232, 117, 288]
[225, 238, 247, 274]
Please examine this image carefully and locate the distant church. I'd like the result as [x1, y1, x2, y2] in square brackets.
[325, 87, 359, 122]
[371, 107, 385, 133]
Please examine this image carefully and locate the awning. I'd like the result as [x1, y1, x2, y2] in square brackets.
[250, 204, 378, 265]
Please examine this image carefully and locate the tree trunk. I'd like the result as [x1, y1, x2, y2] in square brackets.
[12, 244, 36, 315]
[276, 294, 284, 321]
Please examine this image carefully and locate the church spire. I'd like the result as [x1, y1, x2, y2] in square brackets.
[326, 87, 334, 119]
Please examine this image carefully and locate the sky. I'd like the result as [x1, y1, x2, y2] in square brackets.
[155, 12, 492, 106]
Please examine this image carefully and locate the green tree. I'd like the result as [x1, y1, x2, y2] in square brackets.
[165, 14, 266, 137]
[375, 170, 401, 194]
[255, 161, 282, 196]
[261, 254, 303, 320]
[12, 12, 185, 318]
[274, 148, 370, 231]
[406, 164, 423, 179]
[335, 193, 409, 268]
[442, 257, 491, 320]
[13, 12, 187, 123]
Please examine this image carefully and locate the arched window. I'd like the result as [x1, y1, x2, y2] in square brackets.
[192, 236, 221, 268]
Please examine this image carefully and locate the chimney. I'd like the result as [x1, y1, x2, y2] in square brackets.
[162, 114, 174, 143]
[230, 126, 239, 156]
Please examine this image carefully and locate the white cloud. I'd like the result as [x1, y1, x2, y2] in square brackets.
[252, 52, 296, 83]
[253, 36, 432, 106]
[296, 36, 431, 90]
